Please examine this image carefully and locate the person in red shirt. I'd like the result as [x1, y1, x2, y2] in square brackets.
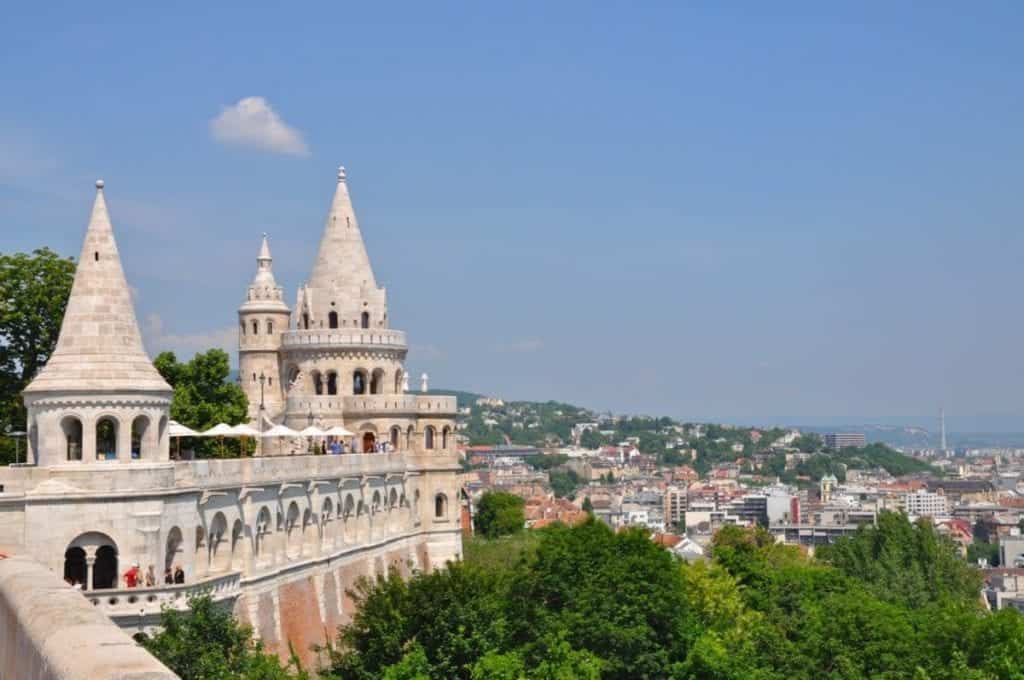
[123, 562, 141, 588]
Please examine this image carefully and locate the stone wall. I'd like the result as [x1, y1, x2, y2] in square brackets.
[0, 555, 178, 680]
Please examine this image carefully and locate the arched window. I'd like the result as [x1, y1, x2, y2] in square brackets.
[353, 370, 366, 395]
[131, 415, 149, 460]
[389, 488, 398, 509]
[312, 370, 323, 396]
[370, 369, 384, 395]
[209, 513, 228, 572]
[165, 527, 183, 572]
[361, 311, 369, 329]
[326, 371, 338, 396]
[442, 426, 450, 450]
[302, 313, 310, 329]
[434, 493, 448, 519]
[390, 427, 400, 449]
[424, 426, 435, 450]
[252, 320, 259, 335]
[93, 545, 118, 589]
[328, 311, 338, 329]
[96, 417, 118, 460]
[64, 546, 86, 588]
[266, 319, 274, 334]
[62, 416, 83, 461]
[254, 507, 271, 561]
[372, 490, 382, 513]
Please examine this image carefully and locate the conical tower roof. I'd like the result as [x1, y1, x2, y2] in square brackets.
[307, 166, 378, 292]
[24, 181, 172, 394]
[240, 233, 289, 312]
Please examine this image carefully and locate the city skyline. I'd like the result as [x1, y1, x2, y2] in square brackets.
[2, 3, 1022, 421]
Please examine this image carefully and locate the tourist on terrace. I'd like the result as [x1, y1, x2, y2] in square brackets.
[173, 565, 184, 584]
[124, 562, 141, 588]
[164, 567, 173, 585]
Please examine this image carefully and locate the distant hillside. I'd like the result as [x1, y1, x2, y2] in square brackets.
[426, 389, 486, 405]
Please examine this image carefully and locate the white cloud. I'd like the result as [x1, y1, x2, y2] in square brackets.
[494, 339, 544, 353]
[142, 313, 237, 363]
[210, 97, 310, 157]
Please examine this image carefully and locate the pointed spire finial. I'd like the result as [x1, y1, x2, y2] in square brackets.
[337, 165, 346, 183]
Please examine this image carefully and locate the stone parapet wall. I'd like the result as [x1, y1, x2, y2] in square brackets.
[0, 555, 178, 680]
[280, 328, 407, 351]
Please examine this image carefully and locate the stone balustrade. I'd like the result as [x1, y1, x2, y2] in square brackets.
[287, 394, 457, 417]
[88, 570, 241, 619]
[280, 328, 407, 352]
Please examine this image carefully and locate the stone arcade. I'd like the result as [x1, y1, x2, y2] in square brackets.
[0, 170, 461, 668]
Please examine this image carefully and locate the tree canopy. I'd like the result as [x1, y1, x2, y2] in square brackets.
[0, 248, 75, 463]
[473, 491, 526, 539]
[154, 349, 249, 457]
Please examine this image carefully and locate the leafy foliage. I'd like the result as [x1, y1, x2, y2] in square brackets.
[0, 248, 75, 464]
[154, 349, 249, 457]
[142, 595, 306, 680]
[474, 491, 526, 539]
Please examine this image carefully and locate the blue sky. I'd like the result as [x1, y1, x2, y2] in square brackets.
[2, 2, 1022, 427]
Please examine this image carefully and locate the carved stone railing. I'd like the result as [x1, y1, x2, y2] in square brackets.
[280, 328, 407, 352]
[88, 570, 241, 620]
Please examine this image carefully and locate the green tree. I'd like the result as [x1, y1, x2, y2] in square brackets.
[581, 496, 594, 515]
[0, 248, 75, 463]
[142, 595, 305, 680]
[154, 349, 249, 457]
[548, 468, 581, 498]
[794, 433, 822, 453]
[474, 491, 526, 539]
[579, 428, 604, 449]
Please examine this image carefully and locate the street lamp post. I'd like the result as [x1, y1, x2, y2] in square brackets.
[258, 372, 266, 457]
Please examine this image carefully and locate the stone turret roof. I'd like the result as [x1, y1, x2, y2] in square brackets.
[240, 233, 289, 312]
[307, 166, 379, 294]
[23, 181, 172, 395]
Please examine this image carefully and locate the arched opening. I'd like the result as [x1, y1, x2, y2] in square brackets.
[434, 493, 448, 519]
[312, 370, 323, 396]
[286, 365, 300, 390]
[64, 546, 86, 587]
[62, 416, 83, 461]
[360, 311, 369, 329]
[370, 369, 384, 395]
[165, 527, 183, 573]
[442, 426, 451, 450]
[254, 507, 271, 564]
[302, 508, 315, 557]
[362, 431, 376, 453]
[93, 545, 118, 589]
[326, 371, 338, 396]
[353, 370, 367, 395]
[424, 426, 435, 450]
[96, 417, 118, 460]
[252, 320, 259, 335]
[286, 502, 301, 560]
[266, 319, 274, 334]
[372, 490, 382, 513]
[195, 526, 208, 578]
[231, 520, 244, 571]
[390, 426, 400, 449]
[209, 513, 229, 572]
[131, 415, 149, 460]
[303, 313, 310, 329]
[328, 311, 338, 329]
[389, 488, 398, 510]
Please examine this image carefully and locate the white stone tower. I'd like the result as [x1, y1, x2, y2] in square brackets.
[238, 234, 291, 425]
[22, 180, 173, 466]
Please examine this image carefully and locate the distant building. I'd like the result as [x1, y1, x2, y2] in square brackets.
[903, 489, 949, 518]
[664, 486, 688, 527]
[824, 433, 866, 449]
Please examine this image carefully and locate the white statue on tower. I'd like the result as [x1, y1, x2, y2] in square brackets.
[420, 373, 429, 393]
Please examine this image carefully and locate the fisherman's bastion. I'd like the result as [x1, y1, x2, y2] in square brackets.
[0, 168, 462, 675]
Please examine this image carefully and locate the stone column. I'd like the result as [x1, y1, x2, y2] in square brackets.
[85, 555, 96, 591]
[83, 417, 97, 462]
[118, 416, 133, 463]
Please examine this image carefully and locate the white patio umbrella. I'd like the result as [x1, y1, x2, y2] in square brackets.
[323, 425, 355, 437]
[168, 420, 200, 437]
[201, 423, 237, 437]
[298, 425, 326, 437]
[262, 424, 299, 437]
[228, 423, 261, 437]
